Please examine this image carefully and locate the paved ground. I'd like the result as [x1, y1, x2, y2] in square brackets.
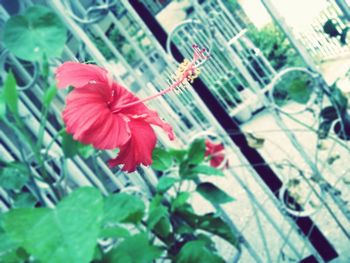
[241, 101, 350, 262]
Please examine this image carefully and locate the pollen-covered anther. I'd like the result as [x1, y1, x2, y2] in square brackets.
[186, 68, 201, 83]
[176, 59, 191, 76]
[193, 45, 209, 59]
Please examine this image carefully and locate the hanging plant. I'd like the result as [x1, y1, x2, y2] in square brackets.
[247, 23, 303, 71]
[279, 177, 323, 217]
[318, 85, 350, 140]
[323, 19, 349, 45]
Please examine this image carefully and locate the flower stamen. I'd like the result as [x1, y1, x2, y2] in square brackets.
[113, 44, 209, 112]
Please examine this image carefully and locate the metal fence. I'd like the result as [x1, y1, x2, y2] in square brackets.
[166, 0, 276, 121]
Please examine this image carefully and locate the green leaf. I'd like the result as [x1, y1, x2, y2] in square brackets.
[61, 130, 79, 158]
[0, 163, 29, 190]
[147, 195, 167, 231]
[175, 207, 239, 248]
[78, 143, 95, 159]
[326, 154, 340, 165]
[150, 194, 163, 208]
[287, 78, 312, 104]
[169, 149, 187, 162]
[332, 86, 348, 114]
[148, 195, 172, 239]
[0, 214, 4, 232]
[0, 90, 6, 120]
[0, 232, 21, 262]
[175, 240, 225, 263]
[151, 148, 173, 171]
[320, 106, 338, 121]
[100, 225, 130, 239]
[175, 224, 194, 235]
[147, 204, 171, 238]
[93, 246, 103, 262]
[147, 205, 168, 230]
[43, 85, 57, 108]
[106, 233, 163, 263]
[13, 192, 37, 208]
[3, 5, 67, 61]
[318, 120, 334, 139]
[196, 233, 215, 247]
[188, 139, 206, 164]
[196, 182, 234, 204]
[3, 187, 103, 263]
[173, 204, 198, 227]
[103, 193, 145, 224]
[41, 54, 50, 79]
[156, 176, 179, 193]
[171, 192, 191, 212]
[179, 161, 198, 180]
[191, 165, 224, 176]
[154, 216, 172, 239]
[196, 213, 239, 248]
[3, 71, 18, 116]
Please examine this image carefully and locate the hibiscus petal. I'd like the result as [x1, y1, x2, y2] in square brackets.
[210, 154, 225, 168]
[56, 61, 175, 172]
[205, 140, 225, 156]
[111, 82, 174, 140]
[108, 120, 157, 172]
[205, 139, 227, 168]
[62, 84, 130, 149]
[56, 62, 109, 89]
[140, 108, 175, 140]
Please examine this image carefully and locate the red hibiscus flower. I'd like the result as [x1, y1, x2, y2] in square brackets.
[56, 62, 174, 172]
[205, 139, 228, 168]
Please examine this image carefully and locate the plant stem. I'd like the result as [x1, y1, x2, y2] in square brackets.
[36, 105, 49, 151]
[13, 115, 50, 181]
[44, 128, 65, 160]
[3, 116, 63, 202]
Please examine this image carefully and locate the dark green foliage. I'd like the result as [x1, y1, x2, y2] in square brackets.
[3, 71, 18, 117]
[318, 85, 350, 140]
[197, 182, 235, 204]
[0, 162, 29, 191]
[248, 23, 303, 70]
[3, 188, 103, 263]
[323, 19, 349, 45]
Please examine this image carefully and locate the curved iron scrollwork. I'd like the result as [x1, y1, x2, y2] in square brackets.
[61, 0, 118, 25]
[0, 49, 39, 91]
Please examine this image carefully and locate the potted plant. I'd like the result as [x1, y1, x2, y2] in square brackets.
[279, 177, 323, 217]
[323, 19, 349, 45]
[318, 85, 350, 141]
